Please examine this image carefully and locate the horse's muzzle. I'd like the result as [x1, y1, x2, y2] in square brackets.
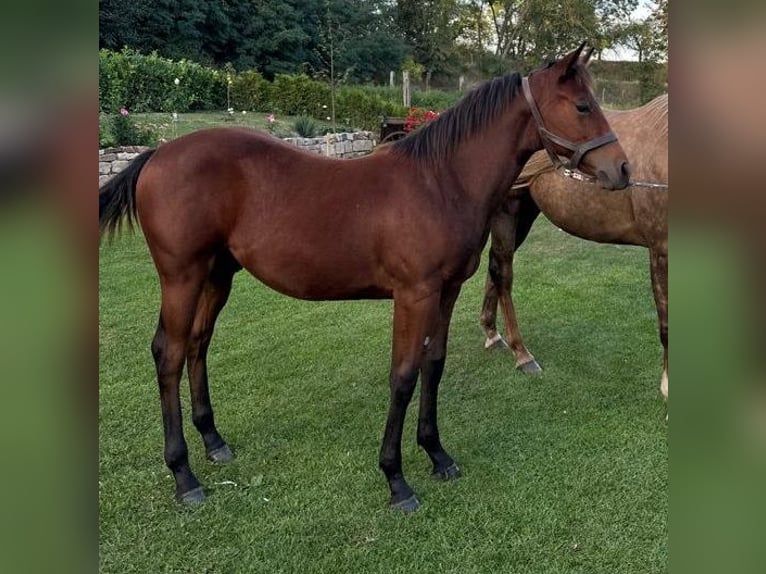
[597, 160, 631, 190]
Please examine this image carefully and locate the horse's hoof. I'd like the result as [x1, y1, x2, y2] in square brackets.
[485, 335, 508, 350]
[433, 462, 461, 480]
[390, 494, 421, 513]
[178, 486, 206, 505]
[207, 444, 235, 464]
[517, 359, 542, 374]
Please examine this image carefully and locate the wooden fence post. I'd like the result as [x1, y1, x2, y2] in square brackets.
[402, 71, 410, 107]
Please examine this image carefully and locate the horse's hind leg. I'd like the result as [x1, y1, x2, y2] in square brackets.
[186, 251, 241, 463]
[418, 282, 461, 480]
[151, 264, 209, 504]
[481, 203, 540, 373]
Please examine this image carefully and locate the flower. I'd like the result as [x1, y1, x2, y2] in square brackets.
[326, 116, 331, 121]
[174, 78, 180, 86]
[242, 110, 247, 115]
[266, 114, 275, 124]
[228, 107, 234, 115]
[120, 107, 129, 116]
[403, 107, 440, 133]
[322, 104, 328, 109]
[172, 112, 178, 121]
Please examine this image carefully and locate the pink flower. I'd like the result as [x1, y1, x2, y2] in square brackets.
[266, 114, 275, 124]
[120, 107, 129, 116]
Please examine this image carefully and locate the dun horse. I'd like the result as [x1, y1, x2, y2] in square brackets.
[480, 94, 668, 397]
[99, 45, 629, 511]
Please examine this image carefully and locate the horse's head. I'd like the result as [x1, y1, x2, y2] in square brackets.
[526, 44, 630, 190]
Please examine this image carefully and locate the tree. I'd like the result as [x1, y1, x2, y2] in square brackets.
[594, 0, 639, 59]
[485, 0, 603, 69]
[396, 0, 464, 81]
[312, 0, 407, 85]
[614, 1, 667, 63]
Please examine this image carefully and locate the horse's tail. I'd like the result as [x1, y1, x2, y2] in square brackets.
[99, 149, 156, 239]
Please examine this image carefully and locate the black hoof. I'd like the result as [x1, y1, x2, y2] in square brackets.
[433, 462, 461, 480]
[178, 486, 206, 505]
[517, 359, 542, 374]
[390, 494, 421, 513]
[207, 444, 235, 464]
[486, 336, 509, 351]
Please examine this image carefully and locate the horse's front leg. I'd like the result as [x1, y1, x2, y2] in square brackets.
[380, 287, 441, 512]
[418, 282, 462, 479]
[649, 247, 668, 400]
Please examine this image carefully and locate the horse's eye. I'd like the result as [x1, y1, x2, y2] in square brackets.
[576, 102, 591, 114]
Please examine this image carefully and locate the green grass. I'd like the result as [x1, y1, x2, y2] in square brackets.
[99, 217, 667, 573]
[115, 112, 339, 143]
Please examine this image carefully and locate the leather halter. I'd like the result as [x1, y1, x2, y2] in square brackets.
[522, 75, 668, 191]
[522, 75, 617, 182]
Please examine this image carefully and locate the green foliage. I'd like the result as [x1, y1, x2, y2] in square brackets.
[100, 112, 157, 147]
[270, 74, 332, 116]
[638, 61, 667, 104]
[400, 55, 425, 82]
[335, 87, 408, 131]
[99, 48, 227, 114]
[230, 70, 269, 111]
[411, 89, 459, 111]
[293, 116, 319, 138]
[99, 0, 406, 82]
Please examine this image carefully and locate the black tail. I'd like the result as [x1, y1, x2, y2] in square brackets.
[99, 149, 156, 239]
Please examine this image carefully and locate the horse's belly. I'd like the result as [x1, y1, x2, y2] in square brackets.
[231, 243, 391, 301]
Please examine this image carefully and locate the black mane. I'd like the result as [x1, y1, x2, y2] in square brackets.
[391, 72, 522, 164]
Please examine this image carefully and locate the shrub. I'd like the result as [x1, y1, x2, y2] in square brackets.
[411, 89, 459, 111]
[293, 116, 319, 138]
[270, 74, 331, 117]
[101, 110, 157, 147]
[231, 70, 269, 111]
[99, 48, 227, 114]
[335, 87, 408, 131]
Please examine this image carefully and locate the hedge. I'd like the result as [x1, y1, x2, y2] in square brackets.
[99, 49, 429, 131]
[99, 48, 227, 113]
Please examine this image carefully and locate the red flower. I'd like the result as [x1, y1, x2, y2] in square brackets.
[403, 107, 440, 133]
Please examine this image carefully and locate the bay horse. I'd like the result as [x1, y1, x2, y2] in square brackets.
[480, 94, 668, 398]
[98, 45, 629, 512]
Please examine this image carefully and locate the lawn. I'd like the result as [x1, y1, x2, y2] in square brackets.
[99, 217, 667, 573]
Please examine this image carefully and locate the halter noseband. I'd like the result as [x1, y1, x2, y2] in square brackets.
[522, 75, 617, 183]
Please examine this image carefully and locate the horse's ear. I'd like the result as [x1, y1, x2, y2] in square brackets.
[580, 46, 595, 66]
[557, 42, 586, 79]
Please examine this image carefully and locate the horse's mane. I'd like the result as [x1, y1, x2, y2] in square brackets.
[391, 72, 522, 164]
[512, 92, 668, 189]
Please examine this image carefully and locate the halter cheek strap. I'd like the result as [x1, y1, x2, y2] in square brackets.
[522, 76, 617, 174]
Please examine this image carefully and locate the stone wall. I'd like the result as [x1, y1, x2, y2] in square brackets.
[281, 131, 377, 158]
[99, 146, 152, 187]
[99, 132, 378, 185]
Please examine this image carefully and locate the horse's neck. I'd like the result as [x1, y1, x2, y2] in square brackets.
[451, 105, 537, 217]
